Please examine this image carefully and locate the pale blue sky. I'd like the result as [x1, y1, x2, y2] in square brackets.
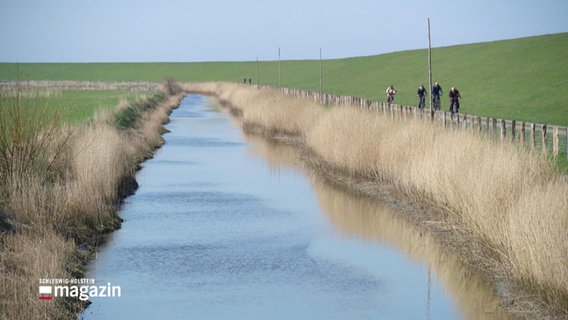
[1, 0, 567, 62]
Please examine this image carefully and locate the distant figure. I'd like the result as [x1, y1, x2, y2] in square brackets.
[417, 84, 427, 111]
[244, 78, 247, 84]
[431, 81, 443, 111]
[385, 84, 396, 106]
[448, 86, 461, 117]
[248, 78, 252, 85]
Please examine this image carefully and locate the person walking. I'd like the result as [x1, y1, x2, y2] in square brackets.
[431, 81, 443, 111]
[417, 84, 427, 111]
[448, 86, 461, 118]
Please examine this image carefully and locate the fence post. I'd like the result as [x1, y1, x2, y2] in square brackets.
[511, 120, 516, 143]
[492, 118, 497, 137]
[477, 116, 482, 134]
[530, 123, 535, 149]
[542, 124, 547, 154]
[553, 126, 559, 157]
[520, 122, 525, 146]
[443, 111, 447, 128]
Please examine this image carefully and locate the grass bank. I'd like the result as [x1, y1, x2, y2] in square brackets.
[0, 87, 154, 124]
[0, 80, 183, 318]
[2, 33, 567, 126]
[187, 82, 568, 319]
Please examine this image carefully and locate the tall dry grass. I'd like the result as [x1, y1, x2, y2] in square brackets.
[0, 231, 77, 319]
[185, 82, 323, 136]
[187, 82, 568, 314]
[0, 82, 182, 319]
[0, 86, 71, 204]
[307, 107, 568, 310]
[245, 131, 509, 318]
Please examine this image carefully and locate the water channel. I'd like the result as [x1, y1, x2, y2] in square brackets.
[81, 94, 508, 319]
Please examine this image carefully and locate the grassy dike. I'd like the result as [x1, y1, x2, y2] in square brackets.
[187, 82, 568, 319]
[0, 80, 184, 319]
[3, 33, 567, 126]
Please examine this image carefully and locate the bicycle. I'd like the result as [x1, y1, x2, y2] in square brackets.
[418, 95, 426, 111]
[386, 89, 396, 107]
[387, 94, 395, 106]
[450, 99, 460, 117]
[432, 95, 441, 111]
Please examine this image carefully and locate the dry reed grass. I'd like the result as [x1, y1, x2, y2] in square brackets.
[311, 174, 510, 319]
[187, 82, 568, 316]
[245, 132, 508, 318]
[0, 87, 62, 99]
[0, 82, 182, 318]
[186, 82, 323, 136]
[0, 231, 78, 319]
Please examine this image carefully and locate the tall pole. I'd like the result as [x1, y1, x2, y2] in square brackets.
[319, 48, 323, 95]
[278, 47, 281, 87]
[256, 57, 260, 86]
[428, 18, 433, 119]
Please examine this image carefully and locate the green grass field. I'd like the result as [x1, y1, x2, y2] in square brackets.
[1, 32, 567, 126]
[57, 89, 153, 123]
[0, 89, 153, 123]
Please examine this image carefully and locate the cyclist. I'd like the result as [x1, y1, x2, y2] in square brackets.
[431, 81, 443, 111]
[417, 84, 427, 111]
[386, 84, 396, 106]
[448, 86, 461, 117]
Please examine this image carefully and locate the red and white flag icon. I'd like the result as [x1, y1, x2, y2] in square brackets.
[39, 286, 52, 300]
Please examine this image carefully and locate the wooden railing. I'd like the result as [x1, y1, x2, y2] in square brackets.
[257, 85, 568, 159]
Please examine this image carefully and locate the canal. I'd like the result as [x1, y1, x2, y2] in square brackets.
[81, 94, 507, 319]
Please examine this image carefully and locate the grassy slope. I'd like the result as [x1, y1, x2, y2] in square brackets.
[1, 33, 567, 125]
[1, 89, 152, 123]
[58, 90, 153, 123]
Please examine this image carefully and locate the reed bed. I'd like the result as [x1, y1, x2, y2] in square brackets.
[187, 82, 568, 316]
[0, 81, 182, 318]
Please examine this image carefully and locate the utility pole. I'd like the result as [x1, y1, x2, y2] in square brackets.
[428, 18, 433, 119]
[278, 47, 281, 87]
[256, 57, 260, 86]
[319, 48, 323, 95]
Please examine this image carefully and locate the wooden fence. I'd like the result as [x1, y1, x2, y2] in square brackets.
[256, 85, 568, 159]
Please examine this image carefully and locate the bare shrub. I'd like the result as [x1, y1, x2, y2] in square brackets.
[0, 85, 75, 226]
[163, 77, 182, 96]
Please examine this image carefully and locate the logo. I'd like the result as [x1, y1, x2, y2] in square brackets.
[39, 285, 52, 300]
[39, 278, 121, 301]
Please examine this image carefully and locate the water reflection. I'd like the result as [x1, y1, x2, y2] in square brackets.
[245, 134, 510, 320]
[82, 95, 510, 320]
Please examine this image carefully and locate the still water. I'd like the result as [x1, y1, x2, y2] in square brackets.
[82, 94, 507, 319]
